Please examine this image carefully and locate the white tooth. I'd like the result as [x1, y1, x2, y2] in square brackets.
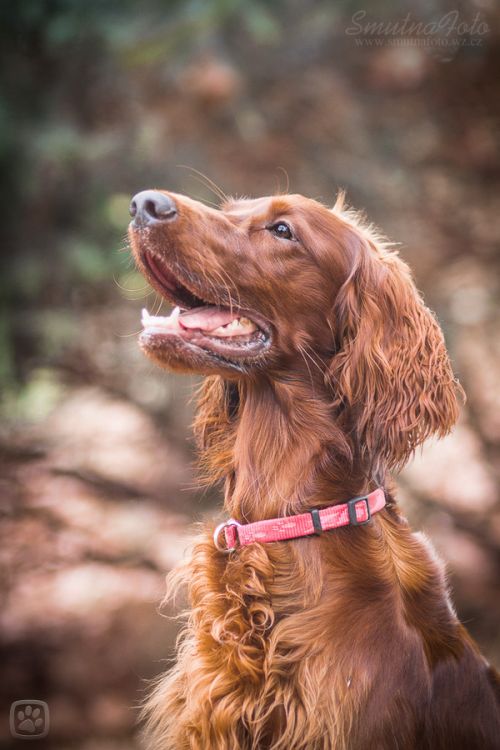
[141, 306, 180, 327]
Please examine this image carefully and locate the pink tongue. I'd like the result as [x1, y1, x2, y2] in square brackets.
[179, 306, 236, 331]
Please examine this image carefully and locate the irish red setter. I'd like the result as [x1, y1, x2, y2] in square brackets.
[128, 188, 500, 749]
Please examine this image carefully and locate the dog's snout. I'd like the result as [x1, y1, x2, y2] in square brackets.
[129, 190, 177, 227]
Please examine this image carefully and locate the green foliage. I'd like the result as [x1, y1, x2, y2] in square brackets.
[1, 368, 65, 423]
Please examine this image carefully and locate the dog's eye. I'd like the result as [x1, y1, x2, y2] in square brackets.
[269, 222, 294, 240]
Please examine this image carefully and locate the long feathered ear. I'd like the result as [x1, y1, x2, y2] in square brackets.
[326, 213, 463, 474]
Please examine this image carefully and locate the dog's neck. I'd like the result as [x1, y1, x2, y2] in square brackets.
[224, 374, 376, 522]
[219, 377, 463, 673]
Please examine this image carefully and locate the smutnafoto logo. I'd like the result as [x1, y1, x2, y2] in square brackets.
[10, 701, 49, 740]
[344, 9, 490, 58]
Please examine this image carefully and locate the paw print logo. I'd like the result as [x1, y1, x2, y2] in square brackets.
[10, 700, 49, 740]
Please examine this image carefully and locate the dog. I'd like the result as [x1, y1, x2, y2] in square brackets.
[128, 188, 500, 749]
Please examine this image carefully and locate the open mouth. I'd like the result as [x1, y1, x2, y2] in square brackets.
[139, 250, 270, 364]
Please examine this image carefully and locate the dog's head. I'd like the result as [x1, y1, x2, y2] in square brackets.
[128, 189, 461, 469]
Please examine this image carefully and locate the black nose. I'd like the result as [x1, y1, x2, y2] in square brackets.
[129, 190, 177, 227]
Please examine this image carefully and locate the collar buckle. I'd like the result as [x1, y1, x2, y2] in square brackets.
[309, 508, 323, 534]
[347, 495, 371, 526]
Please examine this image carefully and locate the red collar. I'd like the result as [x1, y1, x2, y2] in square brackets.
[213, 488, 386, 553]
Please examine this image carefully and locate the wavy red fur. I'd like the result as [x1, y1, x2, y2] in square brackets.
[128, 190, 500, 749]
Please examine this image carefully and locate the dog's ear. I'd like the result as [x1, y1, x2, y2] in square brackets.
[326, 217, 462, 473]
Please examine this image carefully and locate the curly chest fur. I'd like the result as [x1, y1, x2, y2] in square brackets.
[143, 518, 500, 750]
[148, 535, 362, 749]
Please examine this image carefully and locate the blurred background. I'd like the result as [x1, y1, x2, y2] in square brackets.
[1, 0, 499, 747]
